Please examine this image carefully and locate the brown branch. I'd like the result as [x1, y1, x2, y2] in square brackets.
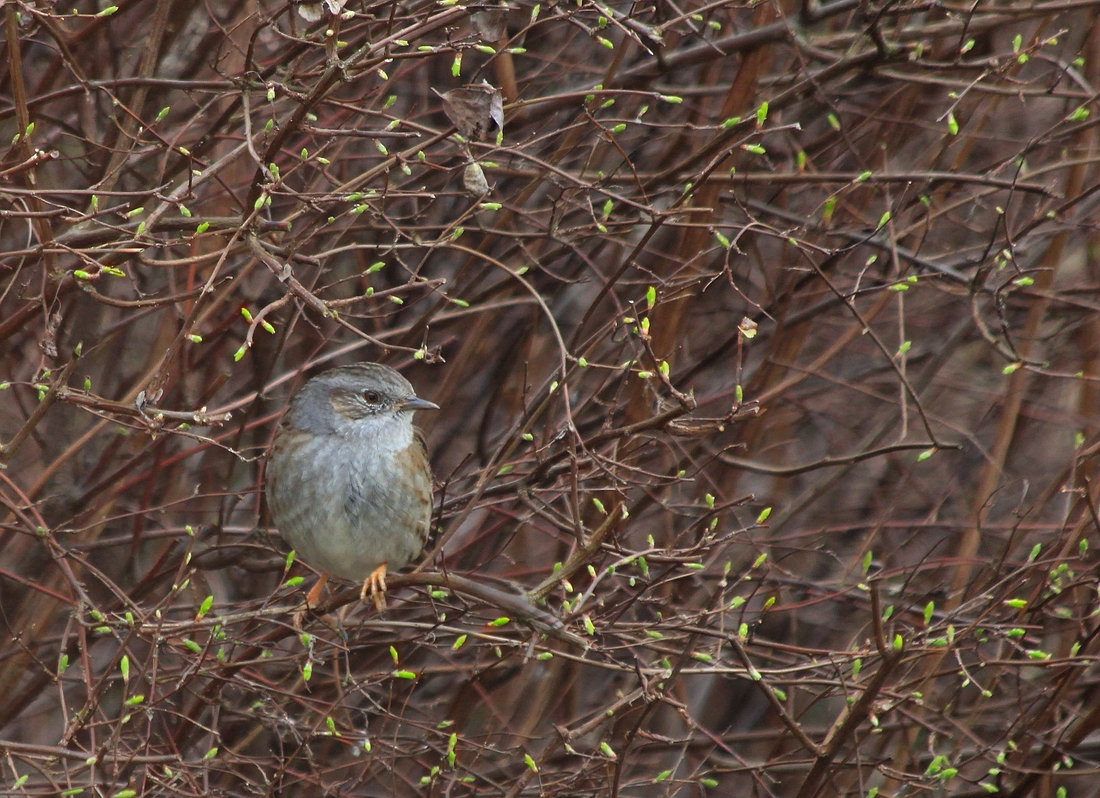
[720, 441, 954, 476]
[0, 351, 78, 466]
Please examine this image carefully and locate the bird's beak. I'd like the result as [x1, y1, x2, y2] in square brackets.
[398, 396, 439, 412]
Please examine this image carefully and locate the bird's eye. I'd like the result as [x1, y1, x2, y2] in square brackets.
[364, 390, 380, 403]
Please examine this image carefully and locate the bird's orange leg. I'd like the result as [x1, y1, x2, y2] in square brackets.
[360, 563, 388, 611]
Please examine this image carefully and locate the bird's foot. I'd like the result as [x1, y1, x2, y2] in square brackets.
[360, 563, 388, 611]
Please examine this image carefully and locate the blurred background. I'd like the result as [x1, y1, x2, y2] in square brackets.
[1, 0, 1099, 794]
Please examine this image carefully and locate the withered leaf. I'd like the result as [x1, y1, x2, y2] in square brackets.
[469, 5, 510, 41]
[439, 83, 504, 141]
[463, 162, 490, 196]
[293, 0, 346, 21]
[40, 311, 62, 360]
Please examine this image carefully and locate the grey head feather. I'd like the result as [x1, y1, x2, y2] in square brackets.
[284, 363, 422, 435]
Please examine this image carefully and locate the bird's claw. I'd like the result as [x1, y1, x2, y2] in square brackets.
[361, 563, 388, 611]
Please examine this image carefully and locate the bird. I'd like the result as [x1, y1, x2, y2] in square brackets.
[266, 362, 437, 611]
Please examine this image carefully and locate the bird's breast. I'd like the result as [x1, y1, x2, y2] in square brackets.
[268, 421, 430, 582]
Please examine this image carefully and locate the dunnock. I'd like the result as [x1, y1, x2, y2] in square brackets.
[266, 363, 437, 610]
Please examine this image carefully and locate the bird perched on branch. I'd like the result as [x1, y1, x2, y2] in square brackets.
[266, 362, 437, 610]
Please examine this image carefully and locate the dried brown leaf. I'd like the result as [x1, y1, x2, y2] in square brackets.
[440, 83, 504, 141]
[463, 162, 490, 196]
[469, 5, 510, 41]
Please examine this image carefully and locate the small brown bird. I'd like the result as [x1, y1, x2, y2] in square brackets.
[266, 363, 437, 610]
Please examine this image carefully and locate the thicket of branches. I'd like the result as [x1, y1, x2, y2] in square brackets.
[2, 0, 1100, 794]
